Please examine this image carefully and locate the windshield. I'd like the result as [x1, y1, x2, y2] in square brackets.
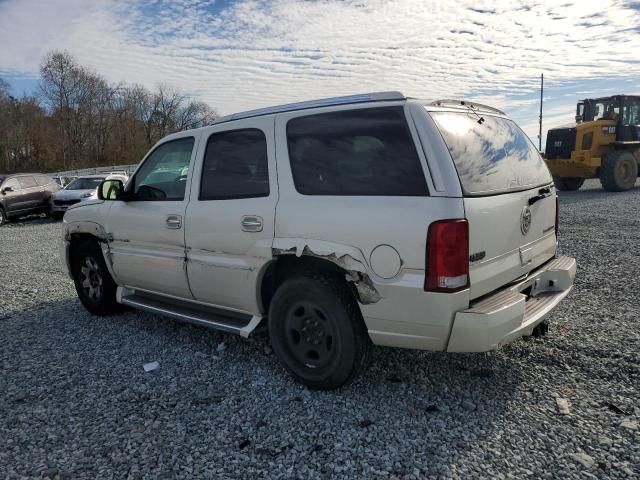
[430, 111, 552, 196]
[65, 177, 105, 190]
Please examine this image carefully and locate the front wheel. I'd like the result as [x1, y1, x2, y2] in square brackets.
[0, 207, 7, 226]
[71, 241, 122, 316]
[51, 211, 64, 221]
[268, 273, 371, 390]
[553, 176, 584, 191]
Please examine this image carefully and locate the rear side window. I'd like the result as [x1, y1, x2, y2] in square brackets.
[18, 176, 37, 188]
[430, 111, 552, 196]
[36, 175, 52, 186]
[200, 129, 269, 200]
[286, 107, 428, 196]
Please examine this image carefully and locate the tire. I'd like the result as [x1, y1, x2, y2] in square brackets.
[52, 211, 64, 221]
[0, 207, 7, 226]
[553, 176, 584, 191]
[268, 273, 371, 390]
[71, 240, 122, 316]
[599, 151, 638, 192]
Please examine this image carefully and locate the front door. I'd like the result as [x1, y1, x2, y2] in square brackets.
[1, 178, 24, 214]
[185, 118, 277, 315]
[106, 134, 200, 299]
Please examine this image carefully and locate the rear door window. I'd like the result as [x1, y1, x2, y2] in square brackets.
[286, 107, 428, 196]
[430, 111, 552, 196]
[18, 176, 37, 188]
[200, 129, 269, 200]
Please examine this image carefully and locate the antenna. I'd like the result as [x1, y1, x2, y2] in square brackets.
[538, 73, 544, 151]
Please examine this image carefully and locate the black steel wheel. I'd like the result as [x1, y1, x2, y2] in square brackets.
[282, 300, 339, 370]
[268, 273, 371, 390]
[71, 241, 122, 316]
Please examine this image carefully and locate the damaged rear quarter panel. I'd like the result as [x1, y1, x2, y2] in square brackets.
[271, 238, 381, 304]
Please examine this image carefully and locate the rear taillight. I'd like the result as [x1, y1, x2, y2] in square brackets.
[555, 196, 559, 237]
[425, 219, 469, 292]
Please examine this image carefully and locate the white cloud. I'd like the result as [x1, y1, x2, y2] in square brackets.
[1, 0, 639, 142]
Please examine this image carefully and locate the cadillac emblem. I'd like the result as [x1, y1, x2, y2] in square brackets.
[520, 206, 532, 235]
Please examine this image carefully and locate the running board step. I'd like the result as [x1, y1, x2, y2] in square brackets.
[118, 289, 261, 338]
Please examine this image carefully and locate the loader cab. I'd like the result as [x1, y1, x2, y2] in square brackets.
[575, 101, 585, 123]
[581, 95, 640, 143]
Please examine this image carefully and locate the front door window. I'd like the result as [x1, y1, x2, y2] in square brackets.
[132, 137, 195, 201]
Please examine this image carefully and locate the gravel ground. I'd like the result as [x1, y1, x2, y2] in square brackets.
[1, 179, 638, 479]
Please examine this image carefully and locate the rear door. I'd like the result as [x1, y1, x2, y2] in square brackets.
[17, 176, 42, 211]
[429, 110, 556, 299]
[184, 117, 277, 314]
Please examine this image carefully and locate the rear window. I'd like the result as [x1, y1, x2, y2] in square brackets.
[430, 111, 552, 196]
[287, 107, 428, 196]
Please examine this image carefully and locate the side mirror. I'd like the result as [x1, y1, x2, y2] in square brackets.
[98, 179, 124, 201]
[1, 186, 13, 194]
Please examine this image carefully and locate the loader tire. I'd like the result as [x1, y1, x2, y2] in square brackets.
[599, 151, 638, 192]
[553, 176, 584, 191]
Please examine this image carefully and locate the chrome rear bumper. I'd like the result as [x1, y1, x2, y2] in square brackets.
[446, 256, 576, 352]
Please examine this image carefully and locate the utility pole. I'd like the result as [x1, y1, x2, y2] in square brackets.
[538, 73, 544, 151]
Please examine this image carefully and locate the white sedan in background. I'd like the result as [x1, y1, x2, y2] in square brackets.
[51, 174, 128, 220]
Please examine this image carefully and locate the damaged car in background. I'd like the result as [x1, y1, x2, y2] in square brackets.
[60, 92, 576, 389]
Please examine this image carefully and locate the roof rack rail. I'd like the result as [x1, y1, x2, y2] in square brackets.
[429, 99, 505, 115]
[214, 91, 405, 124]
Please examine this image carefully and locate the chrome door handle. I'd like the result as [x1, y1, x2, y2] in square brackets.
[241, 215, 263, 232]
[166, 214, 182, 229]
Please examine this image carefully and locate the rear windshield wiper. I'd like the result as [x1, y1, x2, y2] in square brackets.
[528, 187, 552, 206]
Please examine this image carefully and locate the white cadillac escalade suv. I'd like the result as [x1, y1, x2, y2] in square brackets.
[61, 92, 576, 389]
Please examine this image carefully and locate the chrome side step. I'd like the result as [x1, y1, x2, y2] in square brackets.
[118, 288, 262, 338]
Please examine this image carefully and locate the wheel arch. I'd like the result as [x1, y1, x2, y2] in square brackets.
[259, 239, 382, 315]
[63, 221, 117, 282]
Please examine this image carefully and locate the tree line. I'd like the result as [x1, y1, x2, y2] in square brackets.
[0, 51, 217, 174]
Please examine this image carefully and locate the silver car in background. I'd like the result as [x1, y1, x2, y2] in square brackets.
[51, 174, 128, 220]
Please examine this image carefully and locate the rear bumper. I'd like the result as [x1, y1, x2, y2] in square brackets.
[446, 256, 576, 352]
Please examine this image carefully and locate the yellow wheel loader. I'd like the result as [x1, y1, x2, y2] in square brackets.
[544, 95, 640, 191]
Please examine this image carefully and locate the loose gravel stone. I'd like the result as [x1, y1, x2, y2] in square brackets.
[569, 452, 596, 470]
[0, 180, 639, 479]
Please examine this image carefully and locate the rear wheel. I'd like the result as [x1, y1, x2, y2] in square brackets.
[71, 241, 122, 315]
[600, 151, 638, 192]
[268, 273, 371, 390]
[553, 176, 584, 191]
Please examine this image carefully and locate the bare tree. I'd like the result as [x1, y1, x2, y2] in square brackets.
[176, 99, 217, 131]
[2, 52, 218, 174]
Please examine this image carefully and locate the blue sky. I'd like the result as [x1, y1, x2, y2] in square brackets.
[1, 0, 639, 145]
